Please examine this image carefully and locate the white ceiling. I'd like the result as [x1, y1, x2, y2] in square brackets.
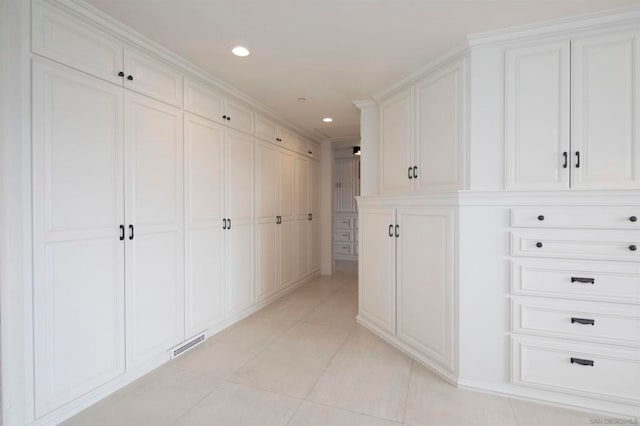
[85, 0, 638, 140]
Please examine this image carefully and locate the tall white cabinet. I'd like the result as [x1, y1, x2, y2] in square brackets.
[28, 1, 322, 422]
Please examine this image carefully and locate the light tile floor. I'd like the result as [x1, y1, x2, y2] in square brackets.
[66, 262, 603, 426]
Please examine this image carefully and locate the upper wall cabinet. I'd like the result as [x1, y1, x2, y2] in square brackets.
[124, 48, 183, 107]
[33, 0, 124, 85]
[505, 31, 639, 190]
[505, 41, 570, 190]
[379, 57, 466, 194]
[255, 115, 295, 150]
[184, 78, 254, 134]
[571, 31, 640, 189]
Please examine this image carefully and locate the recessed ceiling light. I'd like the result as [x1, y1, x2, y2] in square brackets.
[322, 117, 333, 123]
[231, 46, 250, 57]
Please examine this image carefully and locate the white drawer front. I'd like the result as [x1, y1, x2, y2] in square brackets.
[334, 231, 353, 242]
[511, 259, 640, 304]
[334, 243, 353, 256]
[511, 207, 640, 229]
[511, 230, 640, 262]
[512, 298, 640, 346]
[512, 336, 640, 404]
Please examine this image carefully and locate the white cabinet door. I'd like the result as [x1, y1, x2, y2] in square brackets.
[184, 114, 226, 336]
[572, 32, 640, 189]
[184, 77, 225, 124]
[32, 1, 125, 85]
[415, 61, 465, 192]
[255, 115, 278, 143]
[309, 160, 321, 272]
[339, 159, 357, 212]
[505, 41, 570, 189]
[358, 208, 396, 334]
[225, 99, 254, 135]
[32, 60, 125, 417]
[295, 155, 310, 279]
[125, 92, 184, 370]
[278, 126, 296, 151]
[124, 47, 183, 107]
[380, 89, 414, 194]
[396, 208, 455, 372]
[225, 131, 255, 313]
[278, 150, 296, 289]
[256, 142, 279, 300]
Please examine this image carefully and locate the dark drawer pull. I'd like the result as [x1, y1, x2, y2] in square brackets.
[571, 317, 595, 326]
[630, 216, 638, 222]
[537, 215, 544, 221]
[571, 277, 595, 284]
[535, 242, 543, 248]
[389, 225, 393, 237]
[630, 245, 637, 251]
[570, 357, 594, 367]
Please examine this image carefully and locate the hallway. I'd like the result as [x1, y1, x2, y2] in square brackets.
[66, 265, 594, 425]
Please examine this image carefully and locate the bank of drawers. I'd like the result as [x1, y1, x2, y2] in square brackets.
[334, 213, 358, 258]
[509, 206, 640, 404]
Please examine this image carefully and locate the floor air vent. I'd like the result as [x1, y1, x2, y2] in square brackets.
[171, 334, 205, 358]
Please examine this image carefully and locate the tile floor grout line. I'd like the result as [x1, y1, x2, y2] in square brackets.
[508, 398, 523, 426]
[301, 399, 406, 425]
[400, 360, 415, 425]
[168, 380, 225, 425]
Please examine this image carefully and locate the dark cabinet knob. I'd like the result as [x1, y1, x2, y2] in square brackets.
[222, 115, 227, 119]
[226, 116, 231, 121]
[127, 75, 134, 81]
[537, 215, 544, 221]
[118, 71, 125, 77]
[630, 216, 638, 222]
[536, 242, 543, 248]
[630, 245, 637, 251]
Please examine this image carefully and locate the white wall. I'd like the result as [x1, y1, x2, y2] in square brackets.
[0, 0, 33, 424]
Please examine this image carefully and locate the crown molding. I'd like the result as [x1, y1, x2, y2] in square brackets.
[47, 0, 323, 143]
[373, 42, 470, 102]
[353, 99, 377, 110]
[467, 4, 640, 48]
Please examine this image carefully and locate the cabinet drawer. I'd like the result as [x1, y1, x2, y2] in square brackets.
[511, 230, 640, 261]
[511, 207, 640, 229]
[511, 336, 640, 404]
[334, 231, 353, 242]
[335, 217, 353, 229]
[512, 298, 640, 346]
[334, 243, 353, 256]
[511, 258, 640, 304]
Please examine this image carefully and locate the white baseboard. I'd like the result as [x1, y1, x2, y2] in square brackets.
[33, 271, 321, 426]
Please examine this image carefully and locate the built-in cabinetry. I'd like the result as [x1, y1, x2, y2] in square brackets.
[379, 58, 466, 194]
[29, 1, 321, 422]
[505, 32, 640, 189]
[358, 198, 456, 379]
[333, 153, 360, 260]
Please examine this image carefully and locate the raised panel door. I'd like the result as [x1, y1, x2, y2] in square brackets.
[278, 126, 295, 150]
[572, 32, 640, 189]
[256, 142, 279, 300]
[184, 114, 225, 336]
[358, 208, 396, 334]
[124, 47, 183, 107]
[225, 99, 254, 135]
[396, 208, 455, 372]
[183, 78, 225, 124]
[415, 61, 465, 192]
[339, 159, 356, 212]
[278, 150, 296, 289]
[505, 41, 570, 189]
[380, 89, 414, 194]
[227, 222, 254, 313]
[255, 115, 278, 143]
[309, 160, 321, 272]
[125, 92, 184, 369]
[32, 59, 125, 416]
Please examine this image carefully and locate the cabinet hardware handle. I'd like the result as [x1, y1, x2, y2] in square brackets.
[308, 213, 312, 221]
[118, 71, 125, 77]
[227, 116, 231, 121]
[342, 233, 349, 237]
[222, 115, 227, 119]
[630, 244, 637, 251]
[223, 218, 227, 229]
[575, 151, 580, 168]
[570, 357, 594, 367]
[408, 167, 413, 179]
[228, 218, 231, 229]
[389, 225, 393, 237]
[413, 166, 418, 178]
[395, 225, 400, 238]
[535, 242, 543, 248]
[276, 138, 282, 142]
[537, 215, 544, 221]
[571, 277, 595, 284]
[343, 246, 349, 249]
[630, 216, 638, 222]
[571, 317, 595, 326]
[562, 152, 568, 169]
[129, 224, 134, 240]
[127, 75, 134, 81]
[308, 150, 313, 155]
[119, 225, 125, 241]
